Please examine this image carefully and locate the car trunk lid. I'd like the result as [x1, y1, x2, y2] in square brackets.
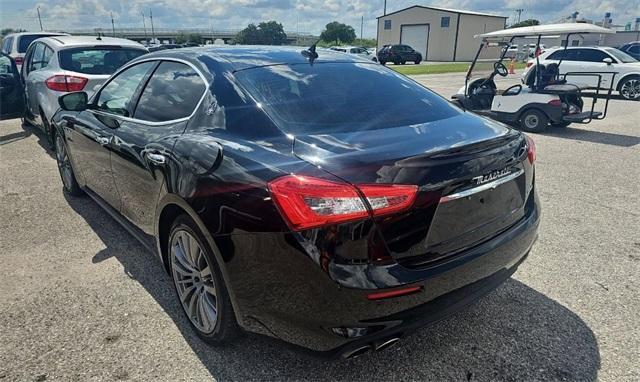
[292, 113, 531, 264]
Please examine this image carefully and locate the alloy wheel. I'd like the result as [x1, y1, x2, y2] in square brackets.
[171, 230, 218, 334]
[620, 79, 640, 100]
[55, 134, 74, 190]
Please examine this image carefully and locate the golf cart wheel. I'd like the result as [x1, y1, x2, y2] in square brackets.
[519, 109, 549, 132]
[619, 76, 640, 101]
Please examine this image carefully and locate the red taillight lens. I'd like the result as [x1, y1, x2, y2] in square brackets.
[14, 56, 24, 66]
[525, 135, 536, 164]
[45, 75, 88, 92]
[268, 175, 417, 230]
[547, 99, 562, 107]
[526, 62, 533, 68]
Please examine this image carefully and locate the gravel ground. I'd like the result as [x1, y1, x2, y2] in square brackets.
[0, 72, 638, 381]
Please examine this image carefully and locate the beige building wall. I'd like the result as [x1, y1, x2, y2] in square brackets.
[455, 14, 506, 61]
[377, 7, 507, 62]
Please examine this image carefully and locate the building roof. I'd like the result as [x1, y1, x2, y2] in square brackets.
[477, 23, 615, 39]
[377, 5, 507, 19]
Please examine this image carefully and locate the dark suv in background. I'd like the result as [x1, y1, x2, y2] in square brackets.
[618, 41, 640, 61]
[377, 44, 422, 65]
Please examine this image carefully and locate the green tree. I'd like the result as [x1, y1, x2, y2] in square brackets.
[320, 22, 356, 45]
[235, 21, 287, 45]
[1, 28, 26, 38]
[175, 32, 188, 44]
[187, 33, 203, 45]
[508, 19, 540, 28]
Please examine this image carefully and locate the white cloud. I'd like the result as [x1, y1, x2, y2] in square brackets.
[1, 0, 637, 38]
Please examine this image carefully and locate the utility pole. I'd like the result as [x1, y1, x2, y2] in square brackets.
[515, 8, 524, 24]
[384, 0, 387, 16]
[142, 13, 148, 45]
[36, 7, 43, 31]
[111, 12, 116, 37]
[360, 15, 364, 39]
[150, 9, 156, 45]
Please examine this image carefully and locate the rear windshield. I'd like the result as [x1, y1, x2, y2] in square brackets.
[18, 34, 59, 53]
[235, 62, 459, 135]
[59, 48, 147, 75]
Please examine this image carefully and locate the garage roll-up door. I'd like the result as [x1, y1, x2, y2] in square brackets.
[400, 24, 429, 59]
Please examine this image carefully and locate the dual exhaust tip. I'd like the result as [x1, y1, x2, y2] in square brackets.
[342, 336, 401, 359]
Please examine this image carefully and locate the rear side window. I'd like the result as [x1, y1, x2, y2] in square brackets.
[96, 61, 156, 116]
[29, 43, 45, 71]
[235, 62, 459, 135]
[59, 48, 146, 75]
[548, 50, 578, 61]
[133, 61, 207, 122]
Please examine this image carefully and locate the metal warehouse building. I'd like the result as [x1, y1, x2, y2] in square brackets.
[377, 5, 508, 61]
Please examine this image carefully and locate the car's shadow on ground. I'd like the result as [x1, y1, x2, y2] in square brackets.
[65, 194, 600, 381]
[5, 120, 57, 158]
[544, 125, 640, 147]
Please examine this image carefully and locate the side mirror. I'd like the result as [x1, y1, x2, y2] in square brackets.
[59, 92, 88, 111]
[603, 57, 613, 65]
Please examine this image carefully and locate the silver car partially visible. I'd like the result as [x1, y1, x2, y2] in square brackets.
[21, 35, 148, 144]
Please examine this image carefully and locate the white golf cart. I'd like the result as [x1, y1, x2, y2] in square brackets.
[452, 23, 617, 132]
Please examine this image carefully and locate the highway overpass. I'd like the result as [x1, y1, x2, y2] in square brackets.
[64, 28, 317, 45]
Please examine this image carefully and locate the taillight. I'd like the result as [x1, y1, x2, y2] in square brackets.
[45, 75, 88, 92]
[547, 99, 562, 107]
[525, 135, 536, 164]
[14, 56, 24, 66]
[268, 175, 417, 230]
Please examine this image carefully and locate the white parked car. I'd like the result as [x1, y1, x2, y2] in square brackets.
[524, 46, 640, 100]
[20, 35, 148, 145]
[329, 46, 377, 62]
[1, 32, 68, 70]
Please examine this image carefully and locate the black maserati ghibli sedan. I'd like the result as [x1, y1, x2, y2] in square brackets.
[0, 47, 539, 358]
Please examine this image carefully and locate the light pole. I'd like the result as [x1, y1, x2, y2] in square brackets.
[36, 7, 43, 31]
[384, 0, 387, 16]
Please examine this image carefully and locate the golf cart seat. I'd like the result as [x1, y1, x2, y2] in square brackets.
[525, 63, 567, 91]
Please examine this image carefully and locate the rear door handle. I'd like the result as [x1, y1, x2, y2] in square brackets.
[96, 136, 111, 146]
[146, 152, 166, 165]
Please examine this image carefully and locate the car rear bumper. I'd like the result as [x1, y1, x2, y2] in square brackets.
[222, 189, 540, 353]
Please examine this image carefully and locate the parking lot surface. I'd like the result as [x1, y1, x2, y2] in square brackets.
[1, 72, 638, 381]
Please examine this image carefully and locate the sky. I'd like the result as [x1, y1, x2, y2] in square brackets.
[0, 0, 638, 38]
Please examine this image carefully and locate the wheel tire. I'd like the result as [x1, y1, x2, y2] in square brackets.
[168, 214, 241, 345]
[552, 122, 571, 128]
[54, 130, 83, 196]
[618, 76, 640, 101]
[400, 61, 406, 65]
[380, 60, 386, 66]
[519, 109, 549, 132]
[414, 60, 420, 65]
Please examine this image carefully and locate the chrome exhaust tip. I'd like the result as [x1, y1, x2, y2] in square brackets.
[342, 345, 372, 359]
[374, 336, 400, 352]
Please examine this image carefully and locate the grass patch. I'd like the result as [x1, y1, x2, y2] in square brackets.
[390, 62, 527, 76]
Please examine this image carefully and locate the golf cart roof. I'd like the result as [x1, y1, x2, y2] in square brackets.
[477, 23, 615, 39]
